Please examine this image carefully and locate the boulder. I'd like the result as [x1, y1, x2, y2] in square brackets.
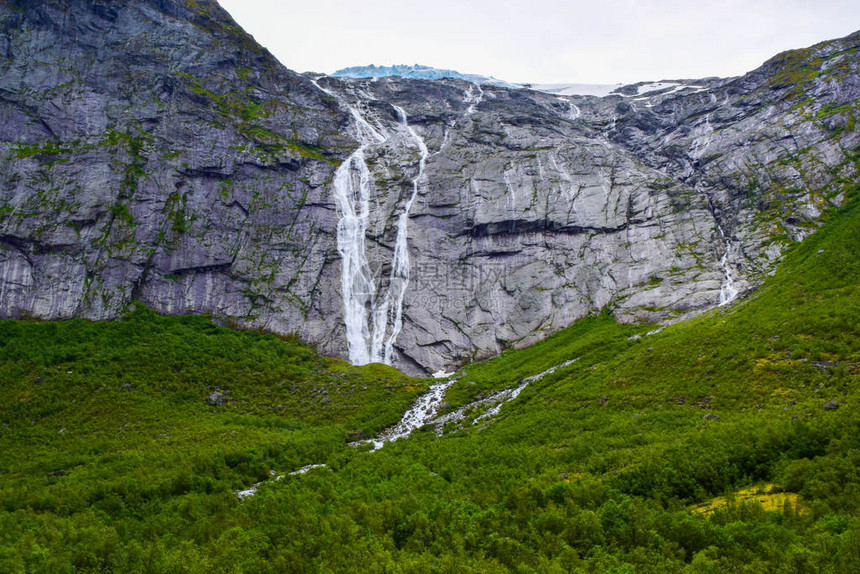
[206, 392, 226, 406]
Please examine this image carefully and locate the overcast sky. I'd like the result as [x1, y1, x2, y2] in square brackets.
[217, 0, 859, 84]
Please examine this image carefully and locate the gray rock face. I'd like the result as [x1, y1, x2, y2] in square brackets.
[311, 33, 859, 372]
[0, 0, 353, 347]
[0, 2, 857, 375]
[315, 77, 723, 371]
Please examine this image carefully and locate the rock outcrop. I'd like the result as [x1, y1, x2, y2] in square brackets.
[0, 1, 857, 374]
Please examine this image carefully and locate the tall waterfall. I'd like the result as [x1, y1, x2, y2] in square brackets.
[718, 244, 739, 306]
[331, 109, 386, 365]
[331, 102, 428, 366]
[384, 106, 429, 364]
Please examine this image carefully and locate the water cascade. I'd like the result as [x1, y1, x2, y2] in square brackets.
[363, 376, 458, 451]
[331, 101, 428, 366]
[437, 358, 578, 428]
[331, 108, 387, 365]
[464, 83, 484, 115]
[383, 106, 429, 364]
[717, 227, 739, 306]
[361, 357, 580, 451]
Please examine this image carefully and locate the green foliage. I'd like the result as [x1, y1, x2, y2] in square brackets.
[9, 140, 74, 161]
[107, 203, 134, 225]
[0, 307, 426, 571]
[766, 37, 859, 99]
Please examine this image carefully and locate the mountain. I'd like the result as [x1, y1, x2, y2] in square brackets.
[0, 1, 858, 378]
[0, 2, 859, 570]
[294, 36, 858, 374]
[330, 63, 522, 89]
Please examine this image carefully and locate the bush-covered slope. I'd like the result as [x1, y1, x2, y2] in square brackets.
[0, 310, 425, 571]
[0, 190, 858, 571]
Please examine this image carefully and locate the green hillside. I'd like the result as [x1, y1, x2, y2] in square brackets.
[0, 189, 858, 571]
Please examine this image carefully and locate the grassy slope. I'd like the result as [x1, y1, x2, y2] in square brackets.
[0, 311, 426, 572]
[0, 191, 857, 572]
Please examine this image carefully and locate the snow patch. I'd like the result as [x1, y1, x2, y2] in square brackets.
[635, 82, 680, 95]
[529, 83, 621, 97]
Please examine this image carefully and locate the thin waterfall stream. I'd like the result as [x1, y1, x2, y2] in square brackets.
[716, 226, 739, 306]
[237, 359, 579, 497]
[383, 106, 429, 364]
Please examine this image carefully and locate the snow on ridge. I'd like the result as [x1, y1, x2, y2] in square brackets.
[631, 82, 706, 98]
[528, 83, 622, 97]
[331, 64, 521, 89]
[635, 81, 680, 95]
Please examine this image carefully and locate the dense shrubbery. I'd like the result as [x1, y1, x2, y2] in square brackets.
[0, 195, 857, 570]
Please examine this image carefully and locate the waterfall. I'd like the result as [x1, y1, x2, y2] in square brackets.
[330, 98, 427, 366]
[717, 227, 739, 306]
[332, 119, 385, 365]
[701, 191, 739, 308]
[718, 242, 739, 306]
[361, 357, 580, 451]
[383, 106, 429, 364]
[363, 376, 458, 451]
[556, 97, 581, 120]
[464, 83, 484, 115]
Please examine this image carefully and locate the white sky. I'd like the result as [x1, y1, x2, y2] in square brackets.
[216, 0, 859, 84]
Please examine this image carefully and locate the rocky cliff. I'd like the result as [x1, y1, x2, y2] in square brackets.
[0, 1, 857, 374]
[0, 0, 352, 345]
